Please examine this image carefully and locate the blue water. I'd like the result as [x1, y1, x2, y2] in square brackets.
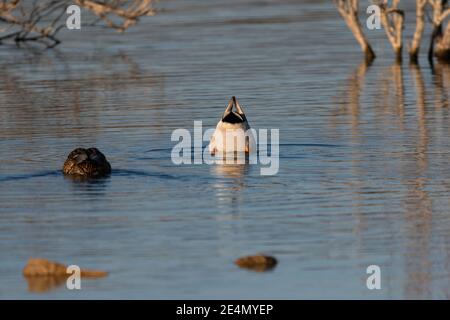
[1, 0, 450, 299]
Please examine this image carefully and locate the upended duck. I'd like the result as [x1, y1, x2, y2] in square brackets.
[62, 147, 111, 177]
[209, 96, 256, 155]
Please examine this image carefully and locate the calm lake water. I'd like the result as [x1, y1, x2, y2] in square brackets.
[1, 0, 450, 299]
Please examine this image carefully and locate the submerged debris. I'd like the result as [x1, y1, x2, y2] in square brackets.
[23, 258, 108, 277]
[23, 258, 68, 277]
[23, 258, 108, 293]
[234, 255, 278, 272]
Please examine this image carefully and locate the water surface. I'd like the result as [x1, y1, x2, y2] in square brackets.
[1, 0, 450, 299]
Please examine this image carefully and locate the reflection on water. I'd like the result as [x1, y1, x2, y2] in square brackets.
[331, 54, 450, 298]
[211, 162, 249, 210]
[212, 162, 249, 180]
[24, 275, 68, 294]
[1, 0, 450, 299]
[63, 175, 111, 196]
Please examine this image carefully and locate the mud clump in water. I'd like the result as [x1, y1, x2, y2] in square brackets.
[234, 255, 278, 272]
[23, 258, 108, 293]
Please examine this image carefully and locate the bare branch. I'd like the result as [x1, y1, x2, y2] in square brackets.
[409, 0, 427, 63]
[428, 0, 450, 63]
[334, 0, 376, 63]
[0, 0, 155, 47]
[373, 0, 404, 62]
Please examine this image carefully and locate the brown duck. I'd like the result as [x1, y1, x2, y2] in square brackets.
[62, 148, 111, 177]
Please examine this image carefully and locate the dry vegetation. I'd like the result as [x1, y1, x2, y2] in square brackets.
[334, 0, 450, 64]
[1, 0, 448, 64]
[0, 0, 154, 47]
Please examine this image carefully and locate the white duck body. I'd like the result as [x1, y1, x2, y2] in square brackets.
[209, 97, 256, 155]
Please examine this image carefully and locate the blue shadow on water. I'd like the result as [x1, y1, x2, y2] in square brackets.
[0, 170, 61, 182]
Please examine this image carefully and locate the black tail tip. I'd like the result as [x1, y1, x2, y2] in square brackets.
[232, 96, 236, 103]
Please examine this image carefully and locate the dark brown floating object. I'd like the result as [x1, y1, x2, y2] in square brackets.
[23, 258, 108, 293]
[234, 255, 278, 272]
[62, 147, 111, 177]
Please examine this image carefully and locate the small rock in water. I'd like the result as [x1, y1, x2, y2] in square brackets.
[234, 255, 278, 272]
[23, 258, 108, 277]
[23, 258, 108, 293]
[62, 147, 111, 177]
[23, 258, 67, 276]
